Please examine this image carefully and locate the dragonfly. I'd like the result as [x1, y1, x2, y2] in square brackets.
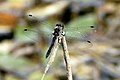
[22, 14, 96, 80]
[23, 22, 95, 58]
[22, 14, 96, 56]
[22, 14, 96, 51]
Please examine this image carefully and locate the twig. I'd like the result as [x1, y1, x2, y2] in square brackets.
[61, 36, 73, 80]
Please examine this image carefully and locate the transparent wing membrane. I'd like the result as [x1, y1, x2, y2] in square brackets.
[66, 25, 95, 39]
[22, 27, 41, 43]
[65, 14, 96, 38]
[23, 14, 96, 49]
[23, 14, 55, 42]
[66, 26, 95, 49]
[64, 15, 96, 49]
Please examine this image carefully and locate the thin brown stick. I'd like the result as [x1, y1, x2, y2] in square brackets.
[61, 36, 73, 80]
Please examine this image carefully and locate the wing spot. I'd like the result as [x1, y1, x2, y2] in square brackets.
[29, 14, 33, 17]
[90, 26, 94, 28]
[24, 29, 28, 31]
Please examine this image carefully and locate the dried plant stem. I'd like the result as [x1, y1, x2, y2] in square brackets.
[41, 37, 59, 80]
[61, 36, 73, 80]
[41, 35, 73, 80]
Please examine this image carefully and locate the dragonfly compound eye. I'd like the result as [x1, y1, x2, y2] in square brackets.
[56, 24, 60, 26]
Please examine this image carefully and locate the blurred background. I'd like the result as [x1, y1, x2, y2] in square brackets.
[0, 0, 120, 80]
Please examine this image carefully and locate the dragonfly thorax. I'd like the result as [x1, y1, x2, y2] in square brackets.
[52, 23, 65, 44]
[52, 23, 64, 37]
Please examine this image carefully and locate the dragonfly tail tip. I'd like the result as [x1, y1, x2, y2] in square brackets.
[45, 55, 49, 59]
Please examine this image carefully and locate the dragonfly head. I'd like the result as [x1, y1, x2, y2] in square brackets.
[55, 23, 64, 30]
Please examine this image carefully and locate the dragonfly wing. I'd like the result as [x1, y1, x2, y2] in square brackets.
[46, 36, 57, 58]
[66, 29, 94, 49]
[16, 26, 40, 43]
[40, 20, 55, 36]
[23, 14, 55, 41]
[66, 25, 95, 40]
[22, 27, 41, 43]
[22, 19, 55, 43]
[65, 14, 96, 39]
[64, 15, 96, 49]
